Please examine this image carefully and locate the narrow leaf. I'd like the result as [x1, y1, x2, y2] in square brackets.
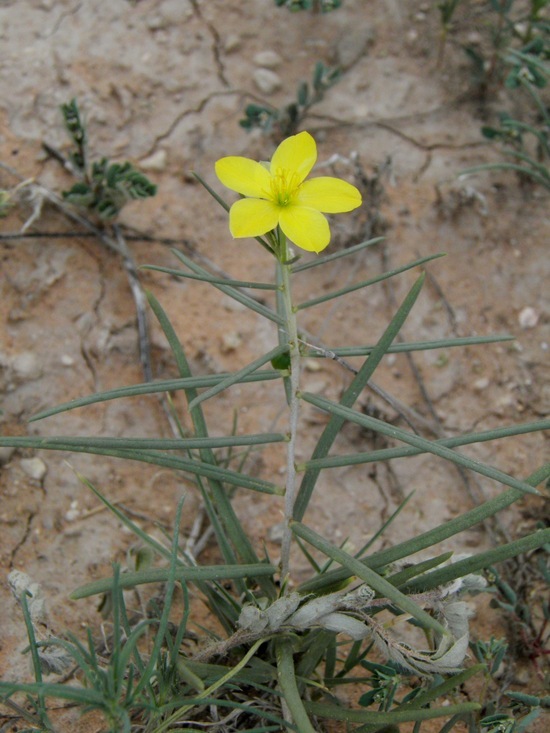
[305, 700, 480, 724]
[401, 528, 550, 593]
[294, 273, 425, 521]
[171, 249, 284, 325]
[188, 345, 287, 411]
[30, 370, 283, 422]
[146, 291, 265, 575]
[71, 563, 276, 599]
[290, 521, 448, 635]
[300, 418, 549, 471]
[314, 333, 514, 357]
[301, 392, 540, 496]
[276, 639, 317, 733]
[292, 236, 385, 273]
[298, 464, 549, 594]
[143, 264, 279, 290]
[0, 433, 286, 452]
[297, 255, 442, 310]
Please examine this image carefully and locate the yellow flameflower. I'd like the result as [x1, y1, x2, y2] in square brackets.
[215, 131, 362, 253]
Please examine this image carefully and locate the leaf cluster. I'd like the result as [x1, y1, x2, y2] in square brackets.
[438, 2, 550, 188]
[240, 61, 341, 138]
[60, 98, 157, 220]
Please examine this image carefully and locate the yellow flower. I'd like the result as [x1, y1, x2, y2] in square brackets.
[215, 131, 362, 253]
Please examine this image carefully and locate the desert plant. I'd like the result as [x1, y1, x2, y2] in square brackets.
[1, 130, 548, 731]
[241, 60, 341, 138]
[59, 99, 157, 220]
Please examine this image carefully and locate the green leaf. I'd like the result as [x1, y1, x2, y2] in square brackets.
[386, 552, 454, 586]
[298, 463, 549, 594]
[290, 521, 448, 635]
[300, 417, 549, 471]
[171, 249, 284, 325]
[188, 344, 288, 411]
[300, 392, 541, 496]
[29, 370, 282, 422]
[71, 563, 276, 599]
[304, 700, 480, 724]
[143, 264, 279, 290]
[146, 292, 275, 597]
[401, 528, 550, 593]
[0, 433, 286, 452]
[0, 438, 282, 494]
[291, 236, 384, 273]
[297, 254, 443, 310]
[276, 639, 317, 733]
[293, 273, 426, 521]
[396, 664, 485, 709]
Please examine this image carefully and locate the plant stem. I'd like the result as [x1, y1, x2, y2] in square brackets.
[278, 232, 301, 585]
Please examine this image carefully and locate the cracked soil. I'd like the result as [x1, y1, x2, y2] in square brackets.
[0, 1, 549, 730]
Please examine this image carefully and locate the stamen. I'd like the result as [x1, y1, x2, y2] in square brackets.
[269, 167, 300, 206]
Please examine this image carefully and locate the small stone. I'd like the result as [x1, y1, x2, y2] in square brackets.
[224, 34, 241, 53]
[221, 332, 242, 353]
[253, 50, 282, 69]
[473, 377, 490, 392]
[518, 306, 539, 329]
[467, 31, 483, 44]
[139, 149, 167, 172]
[253, 68, 282, 95]
[20, 457, 47, 481]
[12, 351, 42, 380]
[65, 500, 80, 522]
[61, 354, 75, 366]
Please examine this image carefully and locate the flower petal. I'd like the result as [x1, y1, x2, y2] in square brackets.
[229, 198, 280, 238]
[270, 131, 317, 183]
[215, 157, 272, 198]
[295, 177, 362, 213]
[279, 205, 330, 253]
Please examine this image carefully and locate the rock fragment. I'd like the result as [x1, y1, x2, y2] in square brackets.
[253, 68, 282, 95]
[253, 50, 282, 69]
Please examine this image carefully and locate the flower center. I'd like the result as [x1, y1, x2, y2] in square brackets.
[269, 168, 300, 207]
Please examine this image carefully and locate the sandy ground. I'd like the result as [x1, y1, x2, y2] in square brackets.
[0, 0, 548, 729]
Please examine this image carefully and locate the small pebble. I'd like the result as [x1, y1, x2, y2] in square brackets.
[253, 50, 282, 69]
[20, 457, 47, 481]
[224, 34, 241, 53]
[12, 351, 42, 380]
[473, 377, 490, 392]
[139, 149, 167, 172]
[221, 332, 242, 352]
[518, 306, 539, 329]
[65, 500, 80, 522]
[61, 354, 75, 366]
[253, 68, 282, 95]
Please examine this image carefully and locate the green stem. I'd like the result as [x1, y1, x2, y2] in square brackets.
[278, 230, 301, 584]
